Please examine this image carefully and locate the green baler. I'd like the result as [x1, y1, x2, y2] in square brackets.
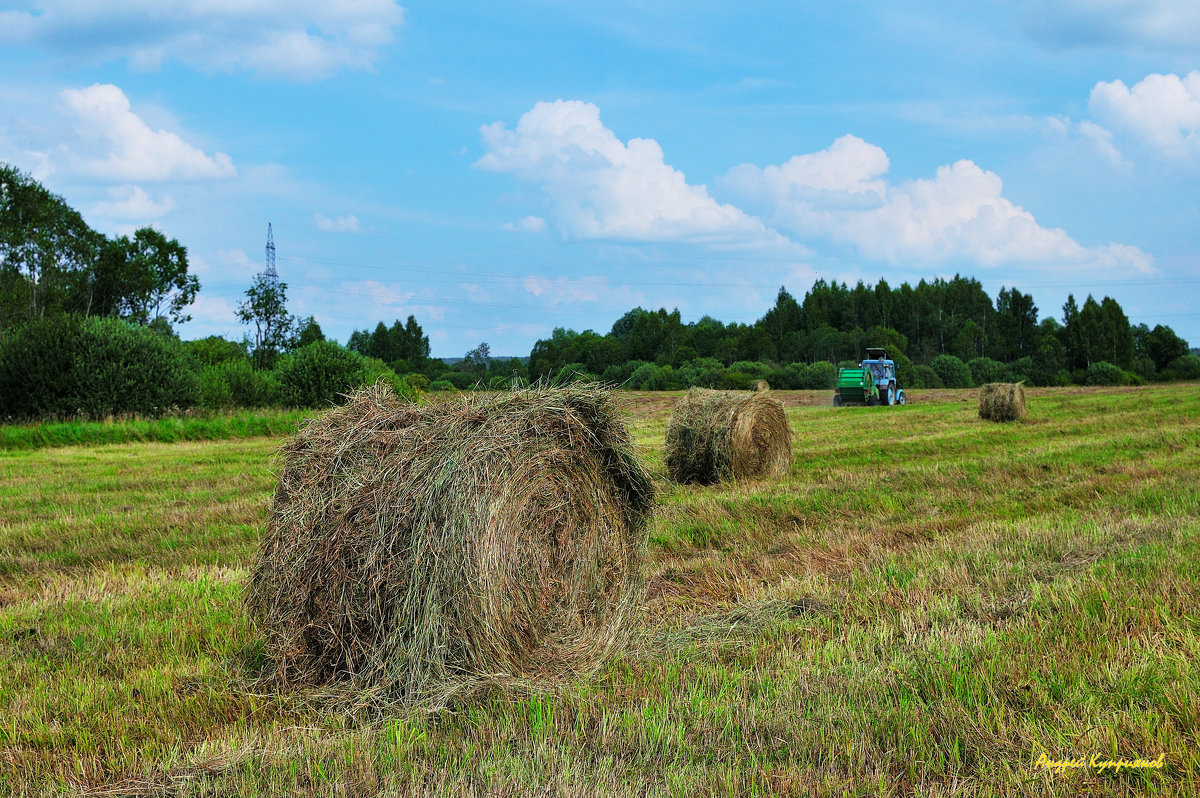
[833, 367, 875, 406]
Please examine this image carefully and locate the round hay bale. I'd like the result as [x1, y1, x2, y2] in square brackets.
[245, 382, 654, 701]
[751, 378, 771, 392]
[978, 381, 1026, 422]
[664, 388, 792, 485]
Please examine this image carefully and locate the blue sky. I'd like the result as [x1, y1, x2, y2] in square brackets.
[2, 0, 1199, 356]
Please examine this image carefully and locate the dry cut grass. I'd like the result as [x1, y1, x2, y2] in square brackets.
[0, 384, 1197, 796]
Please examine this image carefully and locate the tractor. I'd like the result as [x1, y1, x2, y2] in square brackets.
[833, 348, 906, 407]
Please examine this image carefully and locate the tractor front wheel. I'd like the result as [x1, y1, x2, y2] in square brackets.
[897, 392, 907, 406]
[833, 395, 843, 407]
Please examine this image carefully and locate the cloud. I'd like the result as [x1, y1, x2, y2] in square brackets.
[1087, 72, 1200, 161]
[1017, 0, 1200, 52]
[0, 1, 405, 80]
[720, 134, 1153, 273]
[503, 215, 547, 233]
[92, 185, 176, 222]
[60, 84, 236, 182]
[521, 275, 644, 308]
[476, 100, 788, 247]
[315, 213, 362, 233]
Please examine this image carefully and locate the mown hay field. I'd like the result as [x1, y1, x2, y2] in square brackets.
[1, 385, 1198, 797]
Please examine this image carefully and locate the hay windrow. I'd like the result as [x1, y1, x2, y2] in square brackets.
[979, 382, 1027, 422]
[664, 388, 793, 485]
[244, 382, 654, 704]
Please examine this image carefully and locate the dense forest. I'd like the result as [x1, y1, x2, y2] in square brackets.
[2, 162, 1197, 419]
[525, 280, 1199, 390]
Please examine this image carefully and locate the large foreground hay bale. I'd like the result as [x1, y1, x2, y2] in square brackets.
[664, 388, 793, 484]
[979, 381, 1026, 422]
[245, 383, 654, 701]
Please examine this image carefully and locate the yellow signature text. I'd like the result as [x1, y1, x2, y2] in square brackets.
[1035, 752, 1166, 775]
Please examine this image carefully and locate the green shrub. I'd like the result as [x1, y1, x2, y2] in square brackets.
[184, 336, 248, 367]
[601, 361, 648, 385]
[717, 370, 750, 390]
[199, 359, 276, 409]
[968, 357, 1007, 386]
[198, 364, 235, 409]
[727, 361, 773, 382]
[429, 380, 455, 391]
[800, 361, 838, 390]
[629, 362, 681, 390]
[0, 315, 199, 419]
[912, 365, 943, 389]
[930, 354, 972, 388]
[676, 357, 725, 389]
[1085, 361, 1127, 386]
[553, 363, 595, 384]
[1165, 354, 1200, 381]
[438, 372, 478, 390]
[274, 341, 369, 407]
[1004, 357, 1033, 385]
[404, 373, 432, 391]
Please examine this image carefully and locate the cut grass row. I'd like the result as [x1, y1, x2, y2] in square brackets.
[0, 385, 1197, 795]
[0, 409, 311, 451]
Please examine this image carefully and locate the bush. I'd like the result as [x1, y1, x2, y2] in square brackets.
[0, 315, 199, 419]
[600, 360, 647, 385]
[1004, 357, 1033, 385]
[429, 380, 455, 391]
[554, 363, 595, 384]
[717, 370, 751, 390]
[800, 361, 838, 390]
[1085, 361, 1127, 386]
[629, 362, 681, 390]
[968, 357, 1007, 386]
[184, 335, 248, 367]
[727, 361, 773, 382]
[930, 354, 972, 388]
[438, 371, 478, 390]
[274, 341, 369, 407]
[1165, 354, 1200, 381]
[404, 373, 432, 392]
[912, 365, 943, 389]
[676, 357, 725, 389]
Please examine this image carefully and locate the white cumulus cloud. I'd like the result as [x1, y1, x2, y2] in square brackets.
[0, 1, 405, 80]
[92, 185, 176, 222]
[61, 84, 236, 182]
[315, 213, 362, 233]
[503, 215, 547, 233]
[476, 100, 788, 247]
[1087, 71, 1200, 161]
[720, 134, 1153, 273]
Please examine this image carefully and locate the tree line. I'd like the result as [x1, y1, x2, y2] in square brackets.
[2, 162, 1197, 419]
[526, 279, 1197, 390]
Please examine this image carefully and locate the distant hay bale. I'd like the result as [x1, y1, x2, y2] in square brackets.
[978, 381, 1026, 422]
[751, 378, 770, 392]
[664, 388, 792, 485]
[245, 382, 654, 702]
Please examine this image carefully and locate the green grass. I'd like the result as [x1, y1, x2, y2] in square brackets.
[0, 409, 311, 451]
[1, 385, 1197, 796]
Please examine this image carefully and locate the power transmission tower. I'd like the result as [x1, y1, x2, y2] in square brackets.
[264, 222, 277, 280]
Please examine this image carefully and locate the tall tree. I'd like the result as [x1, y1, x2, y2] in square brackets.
[237, 272, 294, 369]
[88, 228, 198, 325]
[0, 164, 103, 329]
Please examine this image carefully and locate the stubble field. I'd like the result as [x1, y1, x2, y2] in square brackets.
[1, 385, 1197, 796]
